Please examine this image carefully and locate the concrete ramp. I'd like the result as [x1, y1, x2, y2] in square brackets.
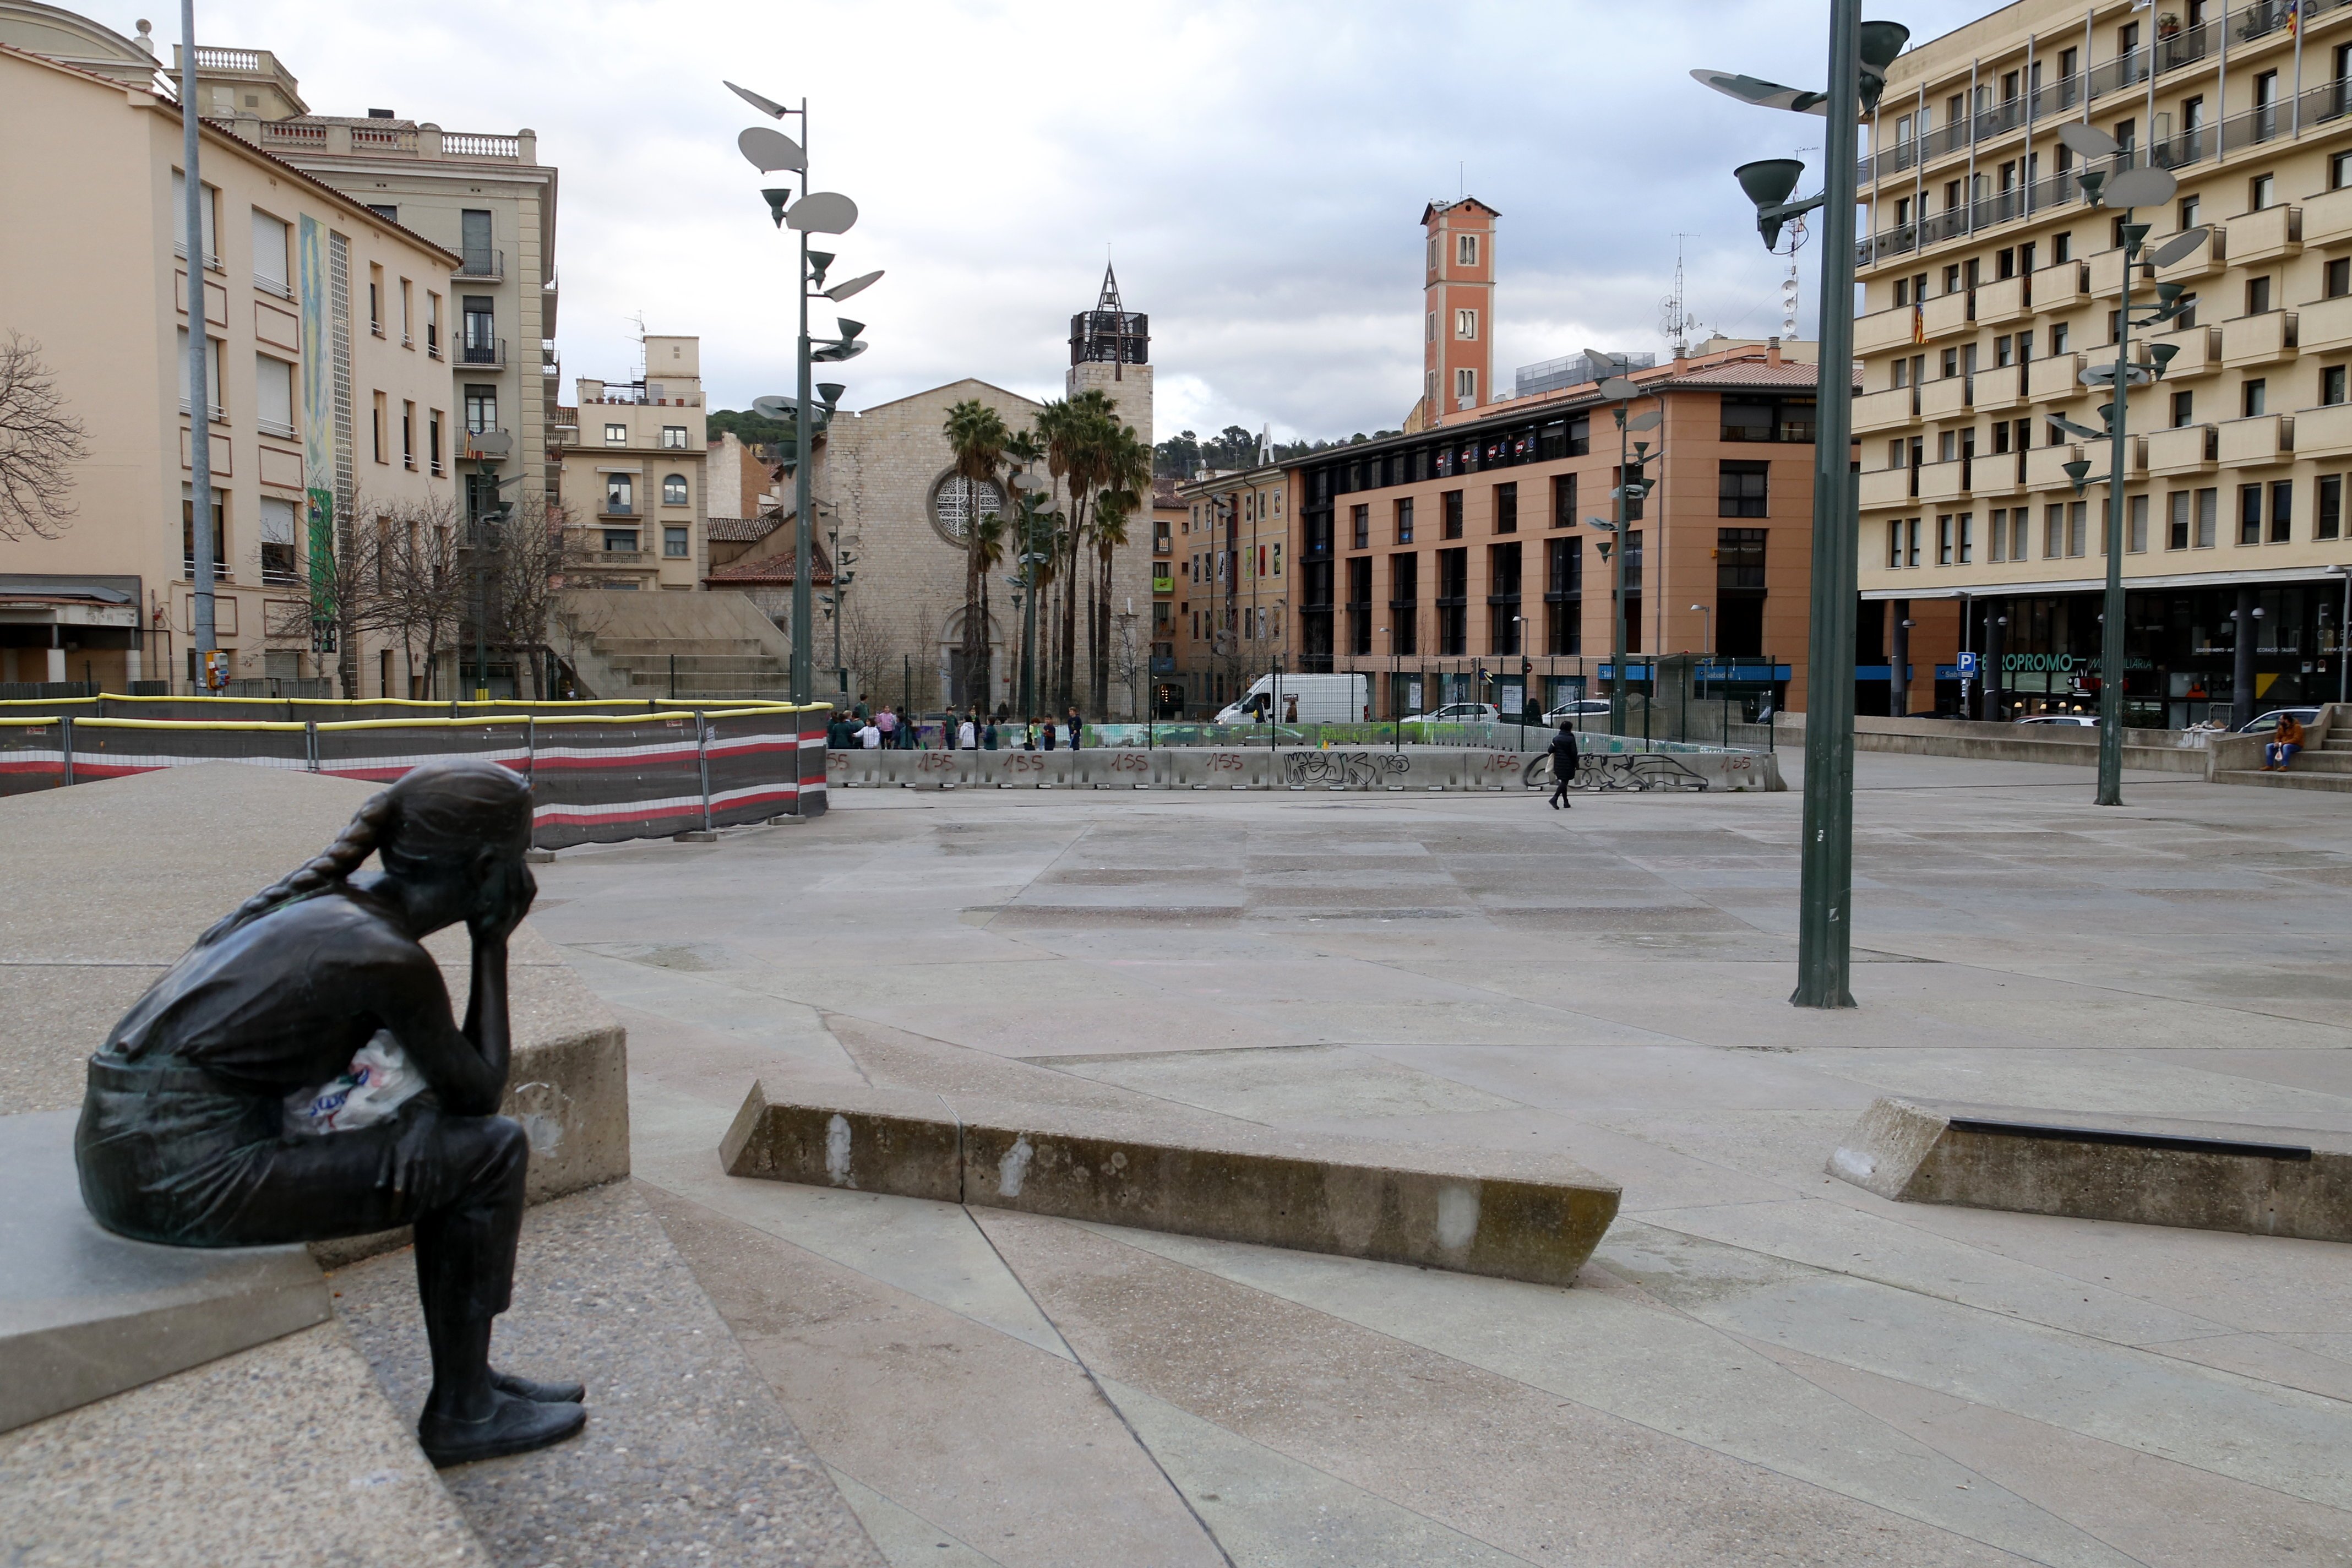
[1829, 1096, 2352, 1242]
[721, 1079, 1620, 1287]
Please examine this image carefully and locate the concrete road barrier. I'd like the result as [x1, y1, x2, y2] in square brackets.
[722, 1079, 1620, 1288]
[1829, 1096, 2352, 1242]
[1080, 749, 1158, 788]
[825, 743, 1780, 792]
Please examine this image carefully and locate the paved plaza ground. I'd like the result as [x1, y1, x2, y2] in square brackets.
[529, 754, 2352, 1567]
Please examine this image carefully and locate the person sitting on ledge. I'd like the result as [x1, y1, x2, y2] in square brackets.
[2263, 712, 2306, 771]
[74, 759, 586, 1468]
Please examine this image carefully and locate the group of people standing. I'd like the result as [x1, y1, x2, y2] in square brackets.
[826, 695, 1086, 753]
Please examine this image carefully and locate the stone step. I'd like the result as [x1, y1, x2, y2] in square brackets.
[606, 655, 787, 674]
[594, 639, 772, 656]
[331, 1179, 884, 1566]
[2212, 767, 2352, 792]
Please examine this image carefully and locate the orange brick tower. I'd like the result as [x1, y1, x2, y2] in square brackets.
[1420, 197, 1498, 426]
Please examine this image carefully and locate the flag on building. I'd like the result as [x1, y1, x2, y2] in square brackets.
[1910, 302, 1925, 345]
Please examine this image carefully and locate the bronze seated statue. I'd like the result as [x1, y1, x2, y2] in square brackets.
[74, 759, 586, 1468]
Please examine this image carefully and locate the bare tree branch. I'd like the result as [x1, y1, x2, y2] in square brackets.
[0, 332, 91, 542]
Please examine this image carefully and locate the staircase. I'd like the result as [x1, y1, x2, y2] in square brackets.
[2211, 707, 2352, 792]
[562, 590, 799, 705]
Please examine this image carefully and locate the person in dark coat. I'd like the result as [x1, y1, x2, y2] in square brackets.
[1548, 721, 1580, 809]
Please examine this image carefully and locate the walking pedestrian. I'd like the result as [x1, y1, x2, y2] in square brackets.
[1547, 720, 1580, 809]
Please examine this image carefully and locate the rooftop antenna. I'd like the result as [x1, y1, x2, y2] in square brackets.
[1659, 234, 1701, 358]
[629, 310, 649, 380]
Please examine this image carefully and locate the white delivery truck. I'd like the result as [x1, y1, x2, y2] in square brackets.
[1213, 672, 1371, 725]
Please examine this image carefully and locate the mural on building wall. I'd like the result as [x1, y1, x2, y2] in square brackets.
[297, 216, 336, 650]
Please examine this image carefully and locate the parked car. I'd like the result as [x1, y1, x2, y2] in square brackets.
[1400, 702, 1501, 725]
[2236, 706, 2320, 734]
[1543, 699, 1613, 726]
[2016, 714, 2099, 726]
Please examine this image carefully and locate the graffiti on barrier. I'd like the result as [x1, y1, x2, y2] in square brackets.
[1520, 752, 1711, 792]
[1282, 750, 1414, 788]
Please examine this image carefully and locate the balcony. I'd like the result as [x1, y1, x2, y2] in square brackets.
[2216, 412, 2294, 465]
[2145, 422, 2220, 475]
[454, 249, 504, 281]
[2024, 442, 2089, 488]
[1858, 466, 1915, 509]
[1855, 306, 1919, 356]
[2034, 260, 2090, 313]
[2294, 400, 2352, 458]
[2305, 185, 2352, 247]
[1917, 458, 1969, 503]
[2225, 204, 2304, 268]
[2024, 352, 2084, 402]
[2154, 226, 2226, 284]
[599, 501, 638, 519]
[1853, 384, 1917, 434]
[2152, 324, 2223, 378]
[1919, 291, 1972, 339]
[2221, 309, 2299, 368]
[2301, 295, 2352, 356]
[1918, 375, 1972, 420]
[1974, 363, 2024, 412]
[458, 336, 507, 369]
[1975, 275, 2030, 326]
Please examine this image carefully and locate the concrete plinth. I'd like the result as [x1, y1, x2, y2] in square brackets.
[720, 1079, 1621, 1288]
[1830, 1096, 2352, 1241]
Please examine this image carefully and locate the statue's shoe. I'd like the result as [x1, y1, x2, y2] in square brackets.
[492, 1369, 585, 1403]
[418, 1390, 587, 1468]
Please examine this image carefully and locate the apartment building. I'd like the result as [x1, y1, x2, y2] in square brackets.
[1149, 476, 1183, 715]
[556, 338, 708, 591]
[0, 38, 458, 693]
[1856, 0, 2352, 725]
[156, 38, 561, 531]
[1172, 460, 1290, 714]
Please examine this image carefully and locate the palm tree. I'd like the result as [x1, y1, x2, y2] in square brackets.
[1001, 430, 1046, 709]
[942, 399, 1009, 709]
[1088, 422, 1152, 714]
[1037, 389, 1121, 711]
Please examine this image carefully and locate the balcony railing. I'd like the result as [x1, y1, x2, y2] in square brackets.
[455, 249, 504, 280]
[459, 336, 507, 368]
[1856, 0, 2352, 185]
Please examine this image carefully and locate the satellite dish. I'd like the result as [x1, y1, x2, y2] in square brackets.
[738, 126, 805, 173]
[787, 192, 858, 234]
[1597, 376, 1641, 401]
[725, 80, 790, 119]
[2104, 165, 2177, 209]
[1690, 68, 1830, 117]
[2057, 122, 2119, 157]
[824, 269, 884, 302]
[1627, 410, 1663, 433]
[2148, 226, 2211, 268]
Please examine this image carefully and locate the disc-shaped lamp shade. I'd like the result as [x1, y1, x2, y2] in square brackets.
[787, 192, 859, 234]
[2105, 166, 2177, 209]
[1858, 21, 1911, 68]
[824, 269, 884, 302]
[1597, 376, 1641, 402]
[1626, 410, 1663, 433]
[738, 126, 805, 173]
[725, 80, 790, 119]
[752, 395, 795, 421]
[816, 382, 846, 405]
[2058, 122, 2119, 158]
[1734, 157, 1806, 213]
[1689, 69, 1830, 116]
[2148, 226, 2210, 268]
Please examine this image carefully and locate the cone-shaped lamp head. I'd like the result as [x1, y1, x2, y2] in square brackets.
[2149, 341, 2181, 376]
[816, 382, 846, 406]
[761, 188, 791, 227]
[2064, 458, 2092, 496]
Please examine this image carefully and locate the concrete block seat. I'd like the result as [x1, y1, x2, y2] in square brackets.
[1830, 1097, 2352, 1241]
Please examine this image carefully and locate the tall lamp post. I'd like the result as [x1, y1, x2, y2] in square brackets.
[1697, 7, 1910, 1010]
[1594, 377, 1662, 739]
[822, 522, 857, 696]
[2044, 122, 2206, 805]
[728, 84, 880, 705]
[464, 431, 516, 700]
[178, 0, 219, 693]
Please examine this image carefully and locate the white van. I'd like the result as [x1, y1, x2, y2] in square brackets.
[1214, 673, 1371, 725]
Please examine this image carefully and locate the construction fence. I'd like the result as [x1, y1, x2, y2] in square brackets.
[0, 697, 829, 850]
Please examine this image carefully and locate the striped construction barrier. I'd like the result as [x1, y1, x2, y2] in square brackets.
[0, 703, 830, 848]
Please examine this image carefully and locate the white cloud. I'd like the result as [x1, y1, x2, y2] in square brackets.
[153, 0, 1991, 439]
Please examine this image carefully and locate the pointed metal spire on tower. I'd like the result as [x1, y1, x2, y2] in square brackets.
[1096, 260, 1123, 315]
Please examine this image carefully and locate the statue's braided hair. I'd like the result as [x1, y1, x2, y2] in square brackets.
[195, 759, 531, 948]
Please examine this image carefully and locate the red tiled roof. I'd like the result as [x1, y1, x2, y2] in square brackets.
[705, 514, 782, 542]
[703, 538, 834, 587]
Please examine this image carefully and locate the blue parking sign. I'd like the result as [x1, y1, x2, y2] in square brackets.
[1957, 651, 1981, 678]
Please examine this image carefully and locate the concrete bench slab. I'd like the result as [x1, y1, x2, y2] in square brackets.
[0, 1109, 330, 1434]
[1828, 1096, 2352, 1242]
[720, 1080, 1620, 1288]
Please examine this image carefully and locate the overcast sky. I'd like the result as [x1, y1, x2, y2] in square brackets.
[160, 0, 1989, 443]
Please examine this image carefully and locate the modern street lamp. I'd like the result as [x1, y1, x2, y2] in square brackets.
[822, 522, 857, 696]
[1698, 6, 1909, 1011]
[1594, 376, 1661, 739]
[2043, 121, 2206, 805]
[729, 84, 879, 704]
[178, 0, 220, 693]
[464, 429, 517, 700]
[2332, 564, 2351, 706]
